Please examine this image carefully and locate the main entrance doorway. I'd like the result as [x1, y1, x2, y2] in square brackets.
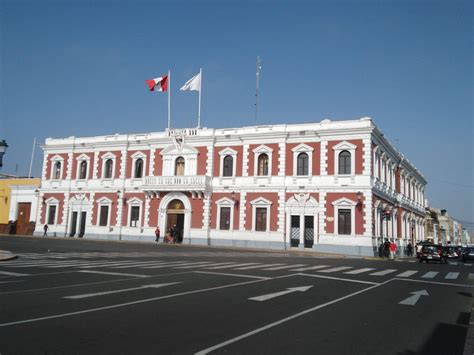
[167, 199, 185, 243]
[16, 202, 31, 235]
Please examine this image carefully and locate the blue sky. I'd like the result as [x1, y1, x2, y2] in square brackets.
[1, 0, 472, 231]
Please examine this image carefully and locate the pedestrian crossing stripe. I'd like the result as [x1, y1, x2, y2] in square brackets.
[422, 271, 438, 279]
[397, 270, 418, 278]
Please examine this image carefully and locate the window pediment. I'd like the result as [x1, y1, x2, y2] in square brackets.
[332, 197, 357, 207]
[45, 197, 59, 204]
[127, 197, 143, 205]
[96, 197, 112, 204]
[215, 197, 235, 206]
[50, 154, 64, 162]
[75, 153, 91, 161]
[252, 145, 273, 154]
[219, 147, 238, 156]
[101, 152, 116, 160]
[291, 143, 314, 153]
[250, 197, 272, 206]
[332, 141, 357, 151]
[160, 144, 199, 156]
[131, 151, 147, 159]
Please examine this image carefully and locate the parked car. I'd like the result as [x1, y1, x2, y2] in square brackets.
[416, 242, 435, 259]
[442, 246, 460, 260]
[460, 247, 474, 262]
[419, 244, 445, 264]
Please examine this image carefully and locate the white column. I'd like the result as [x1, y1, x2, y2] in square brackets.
[202, 192, 211, 231]
[363, 192, 372, 237]
[149, 149, 156, 176]
[363, 138, 371, 176]
[93, 151, 99, 179]
[278, 143, 286, 177]
[320, 141, 328, 176]
[242, 144, 249, 177]
[277, 191, 285, 233]
[144, 194, 150, 228]
[319, 192, 327, 234]
[206, 145, 214, 177]
[239, 191, 247, 231]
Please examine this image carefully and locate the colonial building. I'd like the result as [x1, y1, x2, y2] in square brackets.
[34, 117, 427, 256]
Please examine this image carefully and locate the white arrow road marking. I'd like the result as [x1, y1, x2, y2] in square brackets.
[77, 270, 148, 278]
[398, 290, 429, 306]
[249, 286, 313, 302]
[64, 282, 181, 299]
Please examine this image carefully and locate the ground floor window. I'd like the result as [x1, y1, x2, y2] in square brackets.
[338, 209, 351, 235]
[47, 205, 57, 225]
[99, 205, 109, 226]
[219, 207, 231, 230]
[130, 206, 140, 227]
[255, 207, 267, 232]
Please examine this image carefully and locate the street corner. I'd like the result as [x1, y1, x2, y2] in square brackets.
[0, 250, 17, 261]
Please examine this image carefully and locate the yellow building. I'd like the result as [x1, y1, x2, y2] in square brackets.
[0, 177, 41, 234]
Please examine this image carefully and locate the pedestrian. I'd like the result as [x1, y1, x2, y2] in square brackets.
[407, 242, 413, 257]
[43, 224, 49, 237]
[384, 240, 390, 258]
[155, 226, 160, 243]
[172, 224, 177, 244]
[389, 240, 396, 260]
[378, 242, 384, 258]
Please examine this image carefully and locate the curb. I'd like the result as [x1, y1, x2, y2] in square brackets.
[0, 250, 17, 261]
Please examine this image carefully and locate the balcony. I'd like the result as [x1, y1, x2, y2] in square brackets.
[141, 175, 211, 192]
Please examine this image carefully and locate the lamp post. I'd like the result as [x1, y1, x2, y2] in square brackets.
[0, 140, 8, 169]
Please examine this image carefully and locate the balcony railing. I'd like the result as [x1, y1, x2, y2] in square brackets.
[141, 175, 210, 191]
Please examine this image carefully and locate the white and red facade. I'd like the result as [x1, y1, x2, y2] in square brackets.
[34, 117, 427, 256]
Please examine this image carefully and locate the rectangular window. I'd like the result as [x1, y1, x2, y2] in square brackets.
[338, 209, 351, 235]
[99, 206, 109, 227]
[47, 205, 57, 225]
[219, 207, 231, 230]
[130, 206, 140, 227]
[255, 207, 267, 232]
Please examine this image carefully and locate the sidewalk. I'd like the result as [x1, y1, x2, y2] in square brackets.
[0, 250, 17, 261]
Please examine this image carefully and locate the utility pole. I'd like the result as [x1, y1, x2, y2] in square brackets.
[255, 56, 262, 124]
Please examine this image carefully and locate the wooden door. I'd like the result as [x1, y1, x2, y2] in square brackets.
[16, 203, 31, 235]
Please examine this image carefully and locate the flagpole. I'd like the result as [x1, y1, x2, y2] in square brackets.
[197, 68, 202, 128]
[168, 69, 171, 130]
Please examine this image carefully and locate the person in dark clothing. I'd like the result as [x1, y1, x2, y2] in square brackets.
[407, 242, 413, 257]
[43, 224, 49, 237]
[383, 240, 390, 258]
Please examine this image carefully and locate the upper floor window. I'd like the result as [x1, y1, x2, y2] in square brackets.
[223, 155, 233, 177]
[297, 153, 309, 176]
[134, 158, 143, 178]
[338, 150, 351, 175]
[53, 162, 62, 180]
[79, 161, 87, 179]
[257, 153, 269, 176]
[104, 159, 113, 179]
[175, 156, 185, 176]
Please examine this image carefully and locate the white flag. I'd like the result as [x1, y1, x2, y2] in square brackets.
[180, 72, 201, 91]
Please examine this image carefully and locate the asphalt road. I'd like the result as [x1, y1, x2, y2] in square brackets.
[0, 235, 473, 354]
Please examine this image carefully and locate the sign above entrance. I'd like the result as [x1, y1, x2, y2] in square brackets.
[142, 175, 211, 191]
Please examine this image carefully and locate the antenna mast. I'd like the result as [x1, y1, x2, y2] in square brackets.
[255, 56, 261, 124]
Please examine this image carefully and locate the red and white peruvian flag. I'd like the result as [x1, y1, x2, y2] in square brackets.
[145, 75, 168, 92]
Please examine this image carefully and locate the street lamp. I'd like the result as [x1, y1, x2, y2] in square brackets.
[0, 140, 8, 168]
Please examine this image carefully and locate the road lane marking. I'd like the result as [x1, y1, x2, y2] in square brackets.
[109, 261, 167, 269]
[469, 273, 474, 280]
[0, 274, 298, 327]
[249, 286, 313, 302]
[290, 265, 329, 272]
[263, 264, 305, 271]
[297, 273, 378, 285]
[77, 270, 148, 278]
[318, 266, 353, 273]
[0, 271, 29, 276]
[399, 290, 429, 306]
[173, 262, 216, 269]
[396, 270, 418, 278]
[234, 263, 284, 270]
[370, 269, 397, 276]
[63, 282, 181, 299]
[344, 268, 375, 275]
[194, 280, 388, 354]
[205, 263, 260, 270]
[445, 272, 459, 280]
[465, 264, 472, 267]
[421, 271, 438, 279]
[141, 261, 193, 269]
[394, 278, 474, 288]
[77, 261, 141, 269]
[193, 271, 271, 280]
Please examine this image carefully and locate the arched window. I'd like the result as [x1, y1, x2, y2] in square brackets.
[79, 161, 87, 179]
[175, 156, 185, 176]
[257, 154, 269, 176]
[104, 159, 113, 179]
[134, 158, 143, 178]
[53, 162, 61, 180]
[297, 152, 309, 176]
[223, 155, 233, 177]
[338, 150, 351, 175]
